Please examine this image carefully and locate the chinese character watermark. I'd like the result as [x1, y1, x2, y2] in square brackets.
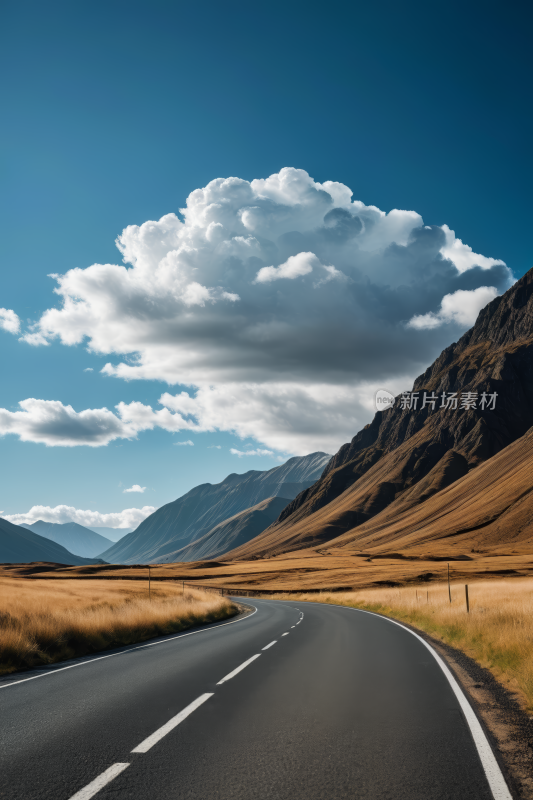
[376, 389, 498, 413]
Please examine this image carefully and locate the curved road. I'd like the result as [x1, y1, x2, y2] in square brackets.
[0, 599, 511, 800]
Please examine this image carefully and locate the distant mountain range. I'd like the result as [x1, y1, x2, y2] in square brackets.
[87, 526, 133, 541]
[21, 521, 112, 558]
[0, 518, 106, 565]
[99, 452, 331, 564]
[152, 496, 290, 563]
[224, 267, 533, 560]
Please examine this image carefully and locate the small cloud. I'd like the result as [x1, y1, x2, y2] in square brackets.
[407, 286, 498, 330]
[84, 367, 93, 372]
[254, 252, 320, 283]
[123, 484, 146, 493]
[174, 440, 194, 446]
[208, 445, 221, 449]
[0, 308, 21, 335]
[230, 448, 274, 457]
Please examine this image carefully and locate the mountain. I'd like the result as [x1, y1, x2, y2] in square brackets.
[20, 521, 112, 558]
[151, 496, 290, 563]
[29, 426, 533, 592]
[224, 268, 533, 559]
[318, 423, 533, 556]
[99, 452, 331, 564]
[87, 526, 133, 541]
[0, 518, 106, 565]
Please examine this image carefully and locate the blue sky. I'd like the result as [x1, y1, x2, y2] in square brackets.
[1, 0, 531, 528]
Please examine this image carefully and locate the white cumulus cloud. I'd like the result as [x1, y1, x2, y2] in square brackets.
[0, 397, 195, 447]
[407, 286, 499, 330]
[440, 225, 505, 274]
[4, 504, 155, 529]
[11, 168, 512, 454]
[123, 484, 146, 493]
[173, 439, 194, 446]
[255, 252, 321, 283]
[0, 308, 20, 334]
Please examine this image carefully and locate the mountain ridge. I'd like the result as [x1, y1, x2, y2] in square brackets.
[21, 520, 112, 558]
[0, 518, 106, 565]
[224, 268, 533, 560]
[99, 452, 331, 564]
[151, 496, 290, 563]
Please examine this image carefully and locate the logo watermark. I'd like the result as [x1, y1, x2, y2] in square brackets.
[375, 389, 395, 411]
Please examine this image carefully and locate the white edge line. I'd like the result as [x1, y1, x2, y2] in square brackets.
[262, 640, 277, 650]
[216, 653, 261, 685]
[0, 604, 258, 691]
[370, 611, 513, 800]
[308, 601, 511, 800]
[68, 763, 130, 800]
[131, 693, 213, 753]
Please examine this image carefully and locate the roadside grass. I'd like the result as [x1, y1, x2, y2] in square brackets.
[275, 578, 533, 712]
[0, 578, 238, 675]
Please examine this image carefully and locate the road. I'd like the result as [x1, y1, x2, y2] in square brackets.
[0, 599, 511, 800]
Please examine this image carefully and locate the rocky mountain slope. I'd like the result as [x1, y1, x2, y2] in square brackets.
[318, 423, 533, 556]
[151, 496, 290, 563]
[99, 452, 331, 564]
[21, 521, 112, 558]
[0, 518, 106, 565]
[225, 268, 533, 559]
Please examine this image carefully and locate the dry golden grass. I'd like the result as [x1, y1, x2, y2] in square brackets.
[0, 578, 238, 675]
[276, 578, 533, 712]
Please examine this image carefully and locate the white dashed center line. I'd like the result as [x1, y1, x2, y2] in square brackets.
[68, 763, 130, 800]
[131, 693, 213, 753]
[216, 654, 261, 685]
[64, 605, 302, 798]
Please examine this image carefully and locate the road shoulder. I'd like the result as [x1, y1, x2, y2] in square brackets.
[379, 615, 533, 800]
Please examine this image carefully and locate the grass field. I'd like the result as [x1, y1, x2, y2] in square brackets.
[277, 578, 533, 712]
[0, 578, 238, 675]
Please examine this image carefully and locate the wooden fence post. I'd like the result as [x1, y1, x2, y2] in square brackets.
[448, 563, 451, 603]
[465, 584, 470, 613]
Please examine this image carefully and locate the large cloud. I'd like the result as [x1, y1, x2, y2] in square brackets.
[0, 398, 193, 447]
[5, 504, 155, 529]
[15, 168, 512, 453]
[0, 383, 396, 454]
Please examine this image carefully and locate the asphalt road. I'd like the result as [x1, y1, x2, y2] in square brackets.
[0, 599, 511, 800]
